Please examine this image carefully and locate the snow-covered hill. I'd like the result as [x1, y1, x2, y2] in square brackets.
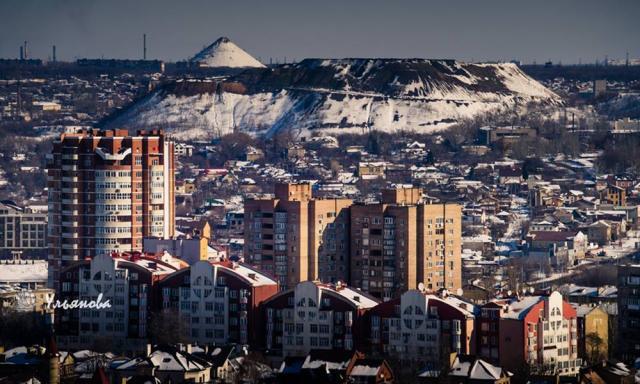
[104, 59, 561, 139]
[190, 37, 265, 68]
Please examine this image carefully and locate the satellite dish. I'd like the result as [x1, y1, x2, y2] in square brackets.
[529, 287, 535, 294]
[507, 290, 512, 296]
[418, 282, 425, 292]
[456, 288, 463, 296]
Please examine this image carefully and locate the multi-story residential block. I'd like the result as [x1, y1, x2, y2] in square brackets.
[350, 187, 462, 300]
[244, 183, 352, 289]
[363, 289, 476, 367]
[575, 305, 609, 362]
[309, 198, 352, 284]
[157, 260, 278, 346]
[497, 292, 581, 376]
[476, 299, 510, 364]
[0, 201, 47, 258]
[617, 264, 640, 363]
[56, 252, 181, 354]
[260, 281, 379, 358]
[46, 128, 175, 288]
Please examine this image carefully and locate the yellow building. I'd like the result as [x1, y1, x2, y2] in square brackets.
[576, 305, 609, 362]
[600, 184, 626, 206]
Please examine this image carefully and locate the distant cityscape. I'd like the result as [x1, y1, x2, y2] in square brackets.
[0, 12, 639, 384]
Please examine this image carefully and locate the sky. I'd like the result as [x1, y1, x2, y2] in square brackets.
[1, 0, 639, 64]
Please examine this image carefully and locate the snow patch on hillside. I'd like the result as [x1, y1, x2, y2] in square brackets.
[109, 59, 560, 139]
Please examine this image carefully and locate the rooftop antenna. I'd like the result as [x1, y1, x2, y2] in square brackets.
[143, 33, 147, 60]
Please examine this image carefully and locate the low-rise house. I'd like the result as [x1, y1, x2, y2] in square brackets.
[358, 162, 386, 179]
[587, 221, 612, 245]
[600, 184, 626, 206]
[526, 230, 588, 264]
[579, 360, 635, 384]
[112, 344, 211, 383]
[346, 356, 395, 384]
[440, 353, 511, 384]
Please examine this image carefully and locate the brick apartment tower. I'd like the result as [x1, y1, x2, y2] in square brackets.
[244, 183, 352, 289]
[47, 129, 175, 288]
[350, 187, 462, 300]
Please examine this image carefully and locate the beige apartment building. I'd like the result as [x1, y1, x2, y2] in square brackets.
[244, 183, 352, 289]
[350, 187, 461, 300]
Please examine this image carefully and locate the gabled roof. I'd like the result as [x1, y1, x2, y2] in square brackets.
[449, 354, 510, 380]
[348, 358, 385, 377]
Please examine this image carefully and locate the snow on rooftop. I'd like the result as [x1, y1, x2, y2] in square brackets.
[502, 296, 543, 320]
[0, 260, 48, 283]
[349, 364, 379, 376]
[221, 262, 278, 287]
[148, 350, 208, 372]
[328, 285, 379, 309]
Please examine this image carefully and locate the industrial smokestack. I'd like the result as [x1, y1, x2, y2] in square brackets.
[23, 41, 28, 59]
[52, 45, 56, 62]
[143, 33, 147, 60]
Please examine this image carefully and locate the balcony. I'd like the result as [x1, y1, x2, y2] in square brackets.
[61, 188, 79, 194]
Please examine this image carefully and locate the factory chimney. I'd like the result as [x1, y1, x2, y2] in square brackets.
[52, 45, 56, 62]
[23, 41, 28, 59]
[143, 33, 147, 60]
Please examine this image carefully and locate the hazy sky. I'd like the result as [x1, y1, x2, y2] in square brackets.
[1, 0, 639, 64]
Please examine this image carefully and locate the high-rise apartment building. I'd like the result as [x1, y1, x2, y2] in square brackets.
[350, 187, 461, 300]
[617, 263, 640, 362]
[47, 129, 175, 288]
[309, 198, 352, 283]
[244, 183, 352, 289]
